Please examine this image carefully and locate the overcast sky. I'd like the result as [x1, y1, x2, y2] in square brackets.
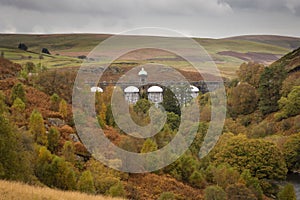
[0, 0, 300, 38]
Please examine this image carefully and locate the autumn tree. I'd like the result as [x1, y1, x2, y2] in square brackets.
[275, 86, 300, 120]
[134, 98, 151, 116]
[105, 104, 115, 126]
[154, 124, 173, 148]
[35, 146, 54, 185]
[212, 135, 287, 180]
[59, 99, 68, 120]
[211, 164, 240, 190]
[258, 64, 286, 115]
[36, 70, 77, 103]
[95, 92, 107, 127]
[0, 91, 7, 115]
[29, 110, 47, 146]
[240, 169, 263, 200]
[118, 135, 143, 153]
[281, 71, 300, 97]
[77, 170, 95, 194]
[227, 83, 258, 116]
[11, 82, 26, 103]
[204, 185, 226, 200]
[164, 153, 198, 183]
[50, 156, 76, 190]
[141, 138, 157, 153]
[237, 62, 265, 88]
[166, 112, 180, 131]
[108, 181, 125, 197]
[226, 183, 257, 200]
[0, 114, 33, 181]
[283, 132, 300, 171]
[62, 141, 76, 163]
[36, 149, 76, 190]
[50, 93, 60, 111]
[278, 183, 297, 200]
[47, 127, 60, 153]
[11, 97, 26, 123]
[98, 103, 107, 127]
[162, 88, 181, 115]
[86, 159, 123, 195]
[189, 170, 207, 189]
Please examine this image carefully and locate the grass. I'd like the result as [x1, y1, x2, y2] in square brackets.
[0, 180, 123, 200]
[0, 47, 83, 68]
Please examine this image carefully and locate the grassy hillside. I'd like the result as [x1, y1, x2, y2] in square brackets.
[0, 42, 299, 199]
[227, 35, 300, 50]
[270, 46, 300, 72]
[0, 46, 82, 69]
[0, 180, 122, 200]
[0, 34, 296, 78]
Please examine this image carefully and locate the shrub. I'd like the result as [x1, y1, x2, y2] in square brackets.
[276, 86, 300, 120]
[158, 192, 176, 200]
[226, 183, 257, 200]
[240, 169, 263, 200]
[211, 164, 240, 190]
[189, 171, 207, 189]
[278, 183, 296, 200]
[212, 135, 287, 180]
[204, 185, 226, 200]
[283, 133, 300, 171]
[107, 182, 125, 198]
[11, 83, 26, 103]
[77, 170, 95, 194]
[227, 83, 258, 116]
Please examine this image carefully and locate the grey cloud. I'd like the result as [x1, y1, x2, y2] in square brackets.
[0, 0, 132, 16]
[220, 0, 284, 10]
[0, 0, 231, 16]
[220, 0, 300, 15]
[0, 0, 299, 38]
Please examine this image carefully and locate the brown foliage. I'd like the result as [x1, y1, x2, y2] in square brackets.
[74, 142, 88, 156]
[59, 125, 75, 139]
[126, 173, 203, 200]
[0, 58, 22, 80]
[24, 86, 51, 117]
[36, 69, 77, 103]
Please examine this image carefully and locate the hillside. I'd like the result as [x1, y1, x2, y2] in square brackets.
[227, 35, 300, 50]
[270, 46, 300, 73]
[0, 57, 22, 80]
[0, 180, 122, 200]
[0, 34, 295, 78]
[0, 37, 299, 200]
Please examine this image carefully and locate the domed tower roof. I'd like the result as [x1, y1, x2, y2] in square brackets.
[148, 86, 163, 93]
[90, 87, 103, 93]
[138, 68, 148, 76]
[124, 86, 139, 93]
[190, 85, 199, 92]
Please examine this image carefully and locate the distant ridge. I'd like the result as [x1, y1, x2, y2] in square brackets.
[226, 35, 300, 50]
[0, 33, 294, 78]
